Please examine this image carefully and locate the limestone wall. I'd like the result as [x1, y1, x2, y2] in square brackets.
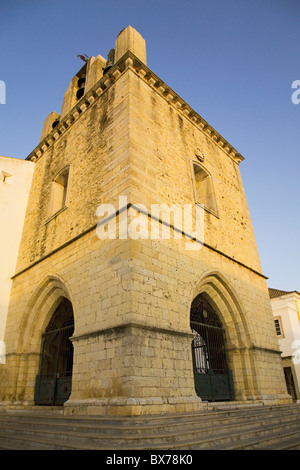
[127, 68, 262, 274]
[15, 71, 131, 274]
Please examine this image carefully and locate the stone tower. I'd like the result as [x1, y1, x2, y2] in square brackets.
[0, 26, 290, 415]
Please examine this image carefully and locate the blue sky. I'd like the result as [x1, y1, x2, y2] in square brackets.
[0, 0, 299, 291]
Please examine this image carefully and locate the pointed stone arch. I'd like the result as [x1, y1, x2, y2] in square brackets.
[34, 297, 74, 406]
[192, 271, 253, 348]
[11, 275, 76, 404]
[18, 274, 75, 354]
[190, 271, 258, 401]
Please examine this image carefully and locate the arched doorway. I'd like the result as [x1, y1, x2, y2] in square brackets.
[190, 293, 234, 401]
[34, 298, 74, 406]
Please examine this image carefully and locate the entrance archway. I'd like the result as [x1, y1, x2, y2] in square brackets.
[34, 298, 74, 406]
[190, 293, 234, 401]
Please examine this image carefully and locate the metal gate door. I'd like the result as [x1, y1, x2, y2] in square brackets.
[35, 298, 74, 406]
[190, 294, 234, 402]
[35, 325, 74, 405]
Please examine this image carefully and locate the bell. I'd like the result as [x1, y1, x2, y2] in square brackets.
[76, 75, 86, 100]
[52, 118, 60, 129]
[76, 87, 84, 100]
[77, 75, 86, 88]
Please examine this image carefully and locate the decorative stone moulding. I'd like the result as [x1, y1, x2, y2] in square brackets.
[45, 136, 54, 147]
[195, 148, 205, 162]
[27, 51, 244, 165]
[138, 68, 147, 79]
[125, 57, 134, 68]
[148, 77, 156, 87]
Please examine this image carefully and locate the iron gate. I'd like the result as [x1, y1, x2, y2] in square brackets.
[35, 324, 74, 405]
[190, 294, 234, 402]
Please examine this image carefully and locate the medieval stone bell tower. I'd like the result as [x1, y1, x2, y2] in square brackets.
[0, 26, 290, 415]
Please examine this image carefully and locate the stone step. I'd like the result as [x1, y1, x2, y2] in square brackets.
[0, 432, 79, 450]
[0, 411, 295, 447]
[2, 419, 298, 449]
[215, 429, 300, 450]
[158, 420, 300, 450]
[1, 408, 300, 445]
[1, 403, 299, 429]
[0, 403, 299, 450]
[0, 405, 63, 415]
[1, 419, 300, 451]
[262, 435, 300, 450]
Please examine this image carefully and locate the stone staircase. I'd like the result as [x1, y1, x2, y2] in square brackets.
[0, 403, 300, 450]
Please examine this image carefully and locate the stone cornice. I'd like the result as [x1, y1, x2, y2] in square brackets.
[26, 51, 244, 164]
[26, 59, 126, 162]
[71, 321, 195, 343]
[125, 53, 244, 165]
[11, 204, 268, 281]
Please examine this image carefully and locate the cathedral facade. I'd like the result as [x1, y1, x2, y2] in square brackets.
[0, 27, 291, 415]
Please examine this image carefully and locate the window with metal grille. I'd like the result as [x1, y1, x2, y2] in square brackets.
[274, 318, 283, 336]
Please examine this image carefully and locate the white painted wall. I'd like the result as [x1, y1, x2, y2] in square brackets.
[271, 291, 300, 399]
[0, 156, 34, 358]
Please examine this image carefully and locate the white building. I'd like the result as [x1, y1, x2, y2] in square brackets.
[0, 156, 34, 361]
[269, 288, 300, 401]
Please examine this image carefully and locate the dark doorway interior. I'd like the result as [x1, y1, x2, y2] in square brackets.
[34, 298, 74, 406]
[284, 366, 297, 401]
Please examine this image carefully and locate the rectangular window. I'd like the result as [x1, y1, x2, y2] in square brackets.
[274, 318, 283, 337]
[192, 162, 218, 216]
[48, 166, 70, 219]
